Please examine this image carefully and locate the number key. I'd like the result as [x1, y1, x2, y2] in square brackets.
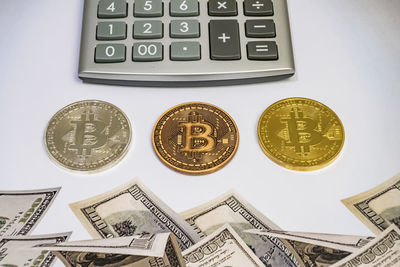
[170, 20, 200, 38]
[133, 42, 163, 61]
[170, 0, 199, 17]
[134, 0, 163, 17]
[134, 21, 163, 39]
[95, 44, 126, 63]
[98, 0, 127, 18]
[97, 22, 127, 40]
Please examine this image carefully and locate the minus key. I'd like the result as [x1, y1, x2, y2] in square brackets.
[245, 20, 276, 38]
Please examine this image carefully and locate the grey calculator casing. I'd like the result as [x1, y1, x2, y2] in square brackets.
[78, 0, 295, 86]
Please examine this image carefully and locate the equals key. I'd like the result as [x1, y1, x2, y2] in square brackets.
[245, 20, 276, 38]
[247, 41, 278, 60]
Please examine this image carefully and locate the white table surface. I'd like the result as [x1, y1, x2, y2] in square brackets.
[1, 0, 400, 264]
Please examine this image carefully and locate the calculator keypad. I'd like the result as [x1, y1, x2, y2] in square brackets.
[80, 0, 295, 85]
[94, 0, 280, 62]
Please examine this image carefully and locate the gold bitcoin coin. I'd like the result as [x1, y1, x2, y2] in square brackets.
[45, 100, 131, 172]
[258, 97, 344, 171]
[153, 102, 239, 175]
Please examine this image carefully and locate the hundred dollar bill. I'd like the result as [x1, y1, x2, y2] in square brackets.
[331, 224, 400, 267]
[39, 233, 186, 267]
[183, 224, 264, 267]
[282, 239, 352, 267]
[180, 190, 303, 267]
[342, 173, 400, 234]
[70, 179, 201, 250]
[244, 230, 373, 267]
[0, 187, 60, 237]
[0, 232, 70, 267]
[245, 229, 373, 253]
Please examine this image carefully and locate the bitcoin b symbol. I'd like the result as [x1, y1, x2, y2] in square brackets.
[281, 107, 323, 154]
[69, 111, 107, 155]
[179, 112, 216, 156]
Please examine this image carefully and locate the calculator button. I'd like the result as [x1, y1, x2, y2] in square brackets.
[133, 43, 163, 61]
[209, 20, 240, 60]
[208, 0, 237, 16]
[170, 20, 200, 38]
[134, 0, 163, 17]
[170, 42, 201, 61]
[98, 0, 127, 18]
[97, 22, 127, 40]
[170, 0, 199, 16]
[95, 44, 126, 63]
[247, 41, 278, 60]
[243, 0, 273, 16]
[134, 21, 163, 39]
[245, 20, 275, 38]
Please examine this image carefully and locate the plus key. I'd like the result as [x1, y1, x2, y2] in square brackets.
[209, 20, 241, 60]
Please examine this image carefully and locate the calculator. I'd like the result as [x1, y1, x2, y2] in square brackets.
[78, 0, 295, 86]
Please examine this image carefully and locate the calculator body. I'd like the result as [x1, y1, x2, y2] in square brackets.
[78, 0, 295, 86]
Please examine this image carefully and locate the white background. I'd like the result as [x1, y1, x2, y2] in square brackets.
[0, 0, 399, 264]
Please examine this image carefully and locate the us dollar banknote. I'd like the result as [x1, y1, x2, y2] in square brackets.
[245, 229, 373, 252]
[39, 233, 186, 267]
[331, 224, 400, 267]
[342, 173, 400, 234]
[183, 224, 264, 267]
[180, 190, 303, 267]
[0, 232, 70, 267]
[0, 187, 60, 237]
[244, 229, 373, 266]
[283, 240, 352, 267]
[70, 179, 201, 250]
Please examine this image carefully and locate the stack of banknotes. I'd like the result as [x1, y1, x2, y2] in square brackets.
[1, 174, 399, 267]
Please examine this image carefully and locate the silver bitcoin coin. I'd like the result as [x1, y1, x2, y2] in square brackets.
[45, 100, 131, 172]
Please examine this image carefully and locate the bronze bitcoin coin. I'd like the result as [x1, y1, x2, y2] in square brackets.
[45, 100, 131, 172]
[153, 102, 239, 175]
[258, 97, 345, 171]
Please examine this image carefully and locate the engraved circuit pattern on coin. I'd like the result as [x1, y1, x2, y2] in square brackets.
[45, 100, 131, 172]
[258, 97, 344, 171]
[153, 102, 239, 175]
